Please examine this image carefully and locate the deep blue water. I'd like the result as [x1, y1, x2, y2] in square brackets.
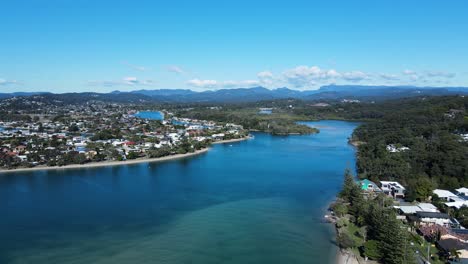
[134, 111, 164, 120]
[0, 120, 358, 264]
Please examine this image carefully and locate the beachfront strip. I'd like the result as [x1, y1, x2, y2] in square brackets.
[0, 102, 248, 170]
[333, 178, 468, 263]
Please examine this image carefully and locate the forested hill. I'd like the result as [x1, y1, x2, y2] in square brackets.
[350, 96, 468, 199]
[2, 85, 468, 103]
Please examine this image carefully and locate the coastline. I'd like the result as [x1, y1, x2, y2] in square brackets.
[336, 249, 360, 264]
[211, 135, 252, 144]
[0, 136, 251, 174]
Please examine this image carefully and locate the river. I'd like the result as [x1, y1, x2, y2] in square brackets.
[0, 120, 358, 264]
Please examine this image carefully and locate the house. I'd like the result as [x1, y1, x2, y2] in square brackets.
[415, 211, 460, 228]
[450, 229, 468, 243]
[445, 201, 468, 210]
[418, 203, 440, 212]
[457, 188, 468, 197]
[437, 239, 468, 262]
[380, 181, 405, 198]
[386, 144, 410, 153]
[433, 189, 459, 201]
[398, 203, 439, 215]
[418, 224, 448, 240]
[358, 179, 381, 193]
[211, 133, 225, 140]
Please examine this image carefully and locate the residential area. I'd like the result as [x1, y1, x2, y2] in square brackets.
[0, 100, 248, 170]
[355, 178, 468, 263]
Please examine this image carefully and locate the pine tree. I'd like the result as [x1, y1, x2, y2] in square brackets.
[339, 168, 355, 202]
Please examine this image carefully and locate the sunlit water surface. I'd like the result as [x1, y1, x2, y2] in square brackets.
[0, 120, 358, 264]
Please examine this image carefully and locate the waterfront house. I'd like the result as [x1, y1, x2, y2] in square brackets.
[358, 179, 381, 193]
[380, 181, 406, 198]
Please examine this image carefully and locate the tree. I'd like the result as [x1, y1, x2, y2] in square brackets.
[339, 168, 356, 202]
[363, 240, 381, 260]
[337, 230, 357, 249]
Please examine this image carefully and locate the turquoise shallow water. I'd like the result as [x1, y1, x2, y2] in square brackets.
[0, 120, 358, 264]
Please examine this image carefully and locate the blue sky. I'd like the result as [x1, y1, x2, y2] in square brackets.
[1, 0, 467, 92]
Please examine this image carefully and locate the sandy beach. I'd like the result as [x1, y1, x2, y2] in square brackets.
[0, 136, 250, 174]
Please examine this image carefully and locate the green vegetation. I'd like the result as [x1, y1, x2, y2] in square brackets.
[350, 96, 468, 193]
[334, 169, 415, 264]
[175, 107, 318, 135]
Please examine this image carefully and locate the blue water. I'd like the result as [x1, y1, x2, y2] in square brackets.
[0, 120, 358, 264]
[134, 111, 164, 120]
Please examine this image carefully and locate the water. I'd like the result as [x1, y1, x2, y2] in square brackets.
[0, 120, 358, 264]
[134, 111, 164, 120]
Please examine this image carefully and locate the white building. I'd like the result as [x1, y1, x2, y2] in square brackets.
[381, 181, 406, 198]
[433, 189, 458, 201]
[456, 187, 468, 197]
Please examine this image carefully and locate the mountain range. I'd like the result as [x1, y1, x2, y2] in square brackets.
[2, 85, 468, 103]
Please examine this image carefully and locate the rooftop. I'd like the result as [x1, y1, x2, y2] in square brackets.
[416, 211, 450, 219]
[380, 181, 406, 190]
[433, 189, 457, 198]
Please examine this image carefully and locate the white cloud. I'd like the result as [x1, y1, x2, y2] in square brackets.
[403, 69, 416, 75]
[185, 66, 458, 90]
[186, 79, 218, 88]
[341, 71, 369, 82]
[379, 73, 399, 81]
[88, 77, 153, 87]
[122, 61, 147, 72]
[402, 69, 455, 80]
[186, 79, 260, 89]
[280, 66, 370, 88]
[257, 71, 274, 79]
[0, 79, 19, 86]
[167, 65, 185, 74]
[425, 71, 455, 78]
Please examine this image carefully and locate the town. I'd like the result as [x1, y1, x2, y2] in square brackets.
[0, 98, 248, 170]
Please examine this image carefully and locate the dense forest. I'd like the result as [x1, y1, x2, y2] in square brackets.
[349, 96, 468, 196]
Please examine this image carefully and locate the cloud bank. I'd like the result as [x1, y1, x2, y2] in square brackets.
[185, 66, 457, 89]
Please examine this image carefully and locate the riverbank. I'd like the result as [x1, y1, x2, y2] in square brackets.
[336, 249, 361, 264]
[212, 135, 253, 144]
[0, 148, 210, 174]
[0, 136, 251, 174]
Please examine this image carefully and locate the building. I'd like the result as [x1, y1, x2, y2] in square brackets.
[358, 179, 381, 193]
[456, 188, 468, 197]
[433, 189, 459, 201]
[380, 181, 406, 198]
[415, 212, 460, 228]
[445, 201, 468, 210]
[437, 239, 468, 262]
[398, 203, 439, 215]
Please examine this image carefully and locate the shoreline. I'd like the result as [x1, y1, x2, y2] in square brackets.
[0, 136, 251, 174]
[336, 249, 360, 264]
[211, 135, 252, 144]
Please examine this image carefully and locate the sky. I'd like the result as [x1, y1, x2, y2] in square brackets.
[0, 0, 467, 93]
